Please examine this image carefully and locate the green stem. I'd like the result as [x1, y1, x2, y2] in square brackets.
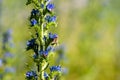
[40, 70, 44, 80]
[39, 2, 44, 80]
[35, 0, 46, 80]
[39, 23, 44, 80]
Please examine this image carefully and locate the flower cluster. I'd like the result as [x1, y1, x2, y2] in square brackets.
[0, 29, 15, 80]
[53, 44, 68, 79]
[25, 0, 62, 80]
[45, 15, 56, 22]
[2, 29, 13, 49]
[26, 38, 38, 51]
[26, 71, 38, 80]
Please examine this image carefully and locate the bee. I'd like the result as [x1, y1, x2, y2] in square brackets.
[51, 37, 58, 45]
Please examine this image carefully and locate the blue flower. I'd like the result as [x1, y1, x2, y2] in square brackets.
[3, 29, 12, 44]
[26, 39, 37, 50]
[44, 72, 48, 78]
[61, 68, 68, 75]
[45, 15, 56, 22]
[39, 50, 44, 55]
[49, 33, 58, 39]
[31, 9, 39, 15]
[39, 50, 49, 57]
[0, 59, 3, 67]
[5, 67, 16, 73]
[31, 19, 37, 26]
[43, 36, 47, 41]
[43, 51, 49, 56]
[47, 46, 53, 52]
[45, 16, 50, 22]
[27, 39, 35, 47]
[50, 66, 61, 72]
[26, 71, 37, 79]
[4, 52, 13, 58]
[50, 16, 56, 22]
[47, 3, 54, 11]
[33, 53, 37, 59]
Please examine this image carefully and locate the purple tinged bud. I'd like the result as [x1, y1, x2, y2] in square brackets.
[39, 50, 49, 57]
[52, 34, 58, 38]
[44, 51, 49, 56]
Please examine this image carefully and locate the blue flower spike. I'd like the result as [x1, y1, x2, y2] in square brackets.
[25, 0, 63, 79]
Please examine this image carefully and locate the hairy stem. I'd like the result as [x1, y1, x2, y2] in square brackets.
[39, 1, 45, 79]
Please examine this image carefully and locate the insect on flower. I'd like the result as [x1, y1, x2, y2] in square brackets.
[51, 34, 58, 45]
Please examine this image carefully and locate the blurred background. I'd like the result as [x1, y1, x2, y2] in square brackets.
[0, 0, 120, 80]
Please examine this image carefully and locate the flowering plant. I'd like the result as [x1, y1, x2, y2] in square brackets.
[25, 0, 61, 80]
